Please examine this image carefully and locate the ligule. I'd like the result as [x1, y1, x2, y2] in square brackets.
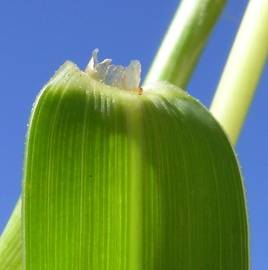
[0, 62, 244, 269]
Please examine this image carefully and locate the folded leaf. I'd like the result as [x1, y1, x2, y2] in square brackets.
[19, 62, 248, 269]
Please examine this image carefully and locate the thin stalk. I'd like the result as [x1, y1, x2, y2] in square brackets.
[210, 0, 268, 145]
[0, 200, 21, 270]
[144, 0, 226, 89]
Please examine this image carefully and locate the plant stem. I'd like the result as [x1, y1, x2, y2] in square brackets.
[0, 200, 21, 270]
[144, 0, 226, 89]
[210, 0, 268, 145]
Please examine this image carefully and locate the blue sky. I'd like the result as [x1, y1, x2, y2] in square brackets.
[0, 0, 267, 268]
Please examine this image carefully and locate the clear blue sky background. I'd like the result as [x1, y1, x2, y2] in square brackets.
[0, 0, 267, 268]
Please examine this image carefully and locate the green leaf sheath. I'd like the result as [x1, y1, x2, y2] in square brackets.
[144, 0, 226, 88]
[20, 63, 249, 269]
[0, 200, 21, 270]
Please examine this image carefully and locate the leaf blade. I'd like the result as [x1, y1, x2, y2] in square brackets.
[22, 64, 248, 269]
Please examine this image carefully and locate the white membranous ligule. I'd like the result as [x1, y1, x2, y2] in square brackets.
[85, 49, 141, 91]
